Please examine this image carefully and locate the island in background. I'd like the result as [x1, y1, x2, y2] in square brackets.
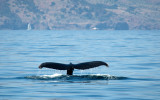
[0, 0, 160, 30]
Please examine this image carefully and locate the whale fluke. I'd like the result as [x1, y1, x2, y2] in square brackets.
[39, 62, 70, 70]
[74, 61, 108, 69]
[38, 61, 109, 75]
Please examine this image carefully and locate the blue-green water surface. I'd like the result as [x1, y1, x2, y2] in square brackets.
[0, 30, 160, 100]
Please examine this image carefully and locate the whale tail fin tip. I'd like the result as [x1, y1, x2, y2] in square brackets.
[74, 61, 109, 70]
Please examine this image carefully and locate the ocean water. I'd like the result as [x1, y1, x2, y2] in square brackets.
[0, 30, 160, 100]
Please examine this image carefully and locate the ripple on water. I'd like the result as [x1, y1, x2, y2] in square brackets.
[23, 74, 128, 81]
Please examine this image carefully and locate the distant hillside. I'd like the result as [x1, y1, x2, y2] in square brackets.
[0, 0, 160, 30]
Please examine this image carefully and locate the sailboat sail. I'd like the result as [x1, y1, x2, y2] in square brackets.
[27, 23, 31, 30]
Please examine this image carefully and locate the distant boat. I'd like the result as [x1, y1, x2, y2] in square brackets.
[27, 23, 31, 30]
[92, 27, 98, 30]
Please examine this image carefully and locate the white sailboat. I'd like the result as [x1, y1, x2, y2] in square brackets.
[27, 23, 31, 30]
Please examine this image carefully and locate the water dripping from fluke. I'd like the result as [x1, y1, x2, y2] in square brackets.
[23, 74, 129, 81]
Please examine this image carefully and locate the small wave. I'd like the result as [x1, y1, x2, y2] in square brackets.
[24, 74, 128, 81]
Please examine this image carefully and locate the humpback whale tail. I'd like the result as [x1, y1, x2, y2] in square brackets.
[38, 61, 109, 75]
